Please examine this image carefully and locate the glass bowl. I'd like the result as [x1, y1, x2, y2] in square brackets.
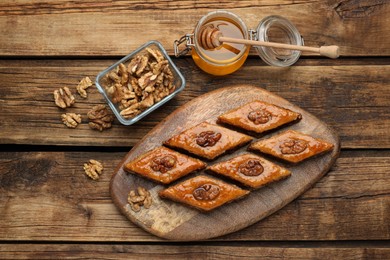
[95, 40, 186, 125]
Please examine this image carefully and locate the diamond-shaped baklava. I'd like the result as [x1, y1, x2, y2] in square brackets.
[124, 146, 206, 184]
[207, 154, 291, 189]
[159, 175, 249, 211]
[163, 122, 253, 160]
[217, 100, 301, 134]
[249, 130, 334, 163]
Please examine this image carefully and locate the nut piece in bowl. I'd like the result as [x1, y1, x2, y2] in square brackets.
[95, 41, 186, 125]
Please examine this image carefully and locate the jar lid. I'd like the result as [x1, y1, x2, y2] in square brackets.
[254, 16, 303, 67]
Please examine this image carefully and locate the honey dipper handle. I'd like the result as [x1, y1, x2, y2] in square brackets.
[219, 36, 340, 59]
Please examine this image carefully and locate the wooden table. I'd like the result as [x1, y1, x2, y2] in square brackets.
[1, 1, 389, 259]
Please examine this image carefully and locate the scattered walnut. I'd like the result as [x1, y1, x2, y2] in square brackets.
[83, 159, 103, 180]
[87, 104, 114, 131]
[280, 139, 308, 154]
[193, 184, 220, 201]
[248, 109, 272, 124]
[54, 87, 75, 109]
[61, 113, 82, 128]
[76, 76, 93, 98]
[239, 159, 264, 176]
[128, 186, 152, 212]
[196, 131, 222, 147]
[102, 47, 176, 119]
[150, 155, 176, 173]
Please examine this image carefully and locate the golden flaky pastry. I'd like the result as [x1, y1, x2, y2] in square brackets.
[124, 146, 206, 184]
[164, 122, 252, 160]
[159, 175, 249, 212]
[207, 153, 291, 189]
[249, 130, 334, 163]
[218, 100, 301, 134]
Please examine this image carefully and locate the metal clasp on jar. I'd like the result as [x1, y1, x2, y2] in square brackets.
[249, 29, 257, 41]
[174, 33, 194, 57]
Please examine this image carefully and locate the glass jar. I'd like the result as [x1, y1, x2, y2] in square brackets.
[254, 15, 303, 67]
[175, 10, 250, 76]
[174, 11, 304, 75]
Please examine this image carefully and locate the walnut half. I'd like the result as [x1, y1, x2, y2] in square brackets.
[128, 186, 152, 212]
[61, 113, 82, 128]
[76, 76, 93, 98]
[87, 105, 114, 131]
[54, 87, 75, 109]
[83, 159, 104, 180]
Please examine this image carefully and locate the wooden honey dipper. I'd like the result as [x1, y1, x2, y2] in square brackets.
[200, 26, 340, 59]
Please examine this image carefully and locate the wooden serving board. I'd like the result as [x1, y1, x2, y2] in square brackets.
[110, 85, 340, 241]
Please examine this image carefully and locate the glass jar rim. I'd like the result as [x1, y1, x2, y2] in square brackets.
[193, 10, 249, 66]
[255, 15, 303, 67]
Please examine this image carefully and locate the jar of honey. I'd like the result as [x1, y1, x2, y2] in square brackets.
[174, 11, 303, 76]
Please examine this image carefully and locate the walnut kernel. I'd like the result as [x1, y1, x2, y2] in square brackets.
[54, 87, 75, 109]
[196, 131, 222, 147]
[280, 139, 308, 154]
[193, 184, 220, 201]
[76, 76, 93, 98]
[128, 186, 152, 212]
[83, 159, 103, 180]
[61, 113, 82, 128]
[150, 155, 176, 173]
[87, 105, 114, 131]
[248, 109, 272, 125]
[239, 159, 264, 176]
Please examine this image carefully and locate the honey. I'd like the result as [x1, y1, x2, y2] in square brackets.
[191, 16, 250, 75]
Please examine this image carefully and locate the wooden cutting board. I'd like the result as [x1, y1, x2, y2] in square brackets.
[110, 85, 340, 241]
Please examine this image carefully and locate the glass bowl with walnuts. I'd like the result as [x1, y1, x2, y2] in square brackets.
[95, 41, 186, 125]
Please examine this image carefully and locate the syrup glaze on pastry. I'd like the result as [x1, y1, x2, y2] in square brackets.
[207, 153, 291, 189]
[124, 146, 206, 184]
[249, 130, 334, 163]
[159, 175, 249, 211]
[218, 100, 302, 134]
[163, 122, 252, 160]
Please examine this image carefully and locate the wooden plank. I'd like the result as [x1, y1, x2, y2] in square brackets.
[0, 59, 389, 148]
[1, 150, 389, 242]
[0, 1, 389, 56]
[1, 243, 389, 259]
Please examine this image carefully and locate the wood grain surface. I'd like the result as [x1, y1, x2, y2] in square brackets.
[0, 1, 389, 56]
[1, 0, 389, 258]
[1, 150, 389, 242]
[1, 242, 389, 259]
[1, 59, 389, 148]
[110, 85, 340, 240]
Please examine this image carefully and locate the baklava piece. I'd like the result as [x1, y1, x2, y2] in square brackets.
[207, 154, 291, 189]
[218, 100, 301, 134]
[124, 146, 206, 184]
[249, 130, 334, 163]
[159, 175, 249, 212]
[163, 122, 253, 160]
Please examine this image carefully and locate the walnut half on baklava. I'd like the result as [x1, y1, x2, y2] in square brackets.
[218, 100, 302, 134]
[207, 153, 291, 189]
[124, 146, 206, 184]
[159, 175, 249, 211]
[163, 122, 253, 160]
[249, 130, 334, 163]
